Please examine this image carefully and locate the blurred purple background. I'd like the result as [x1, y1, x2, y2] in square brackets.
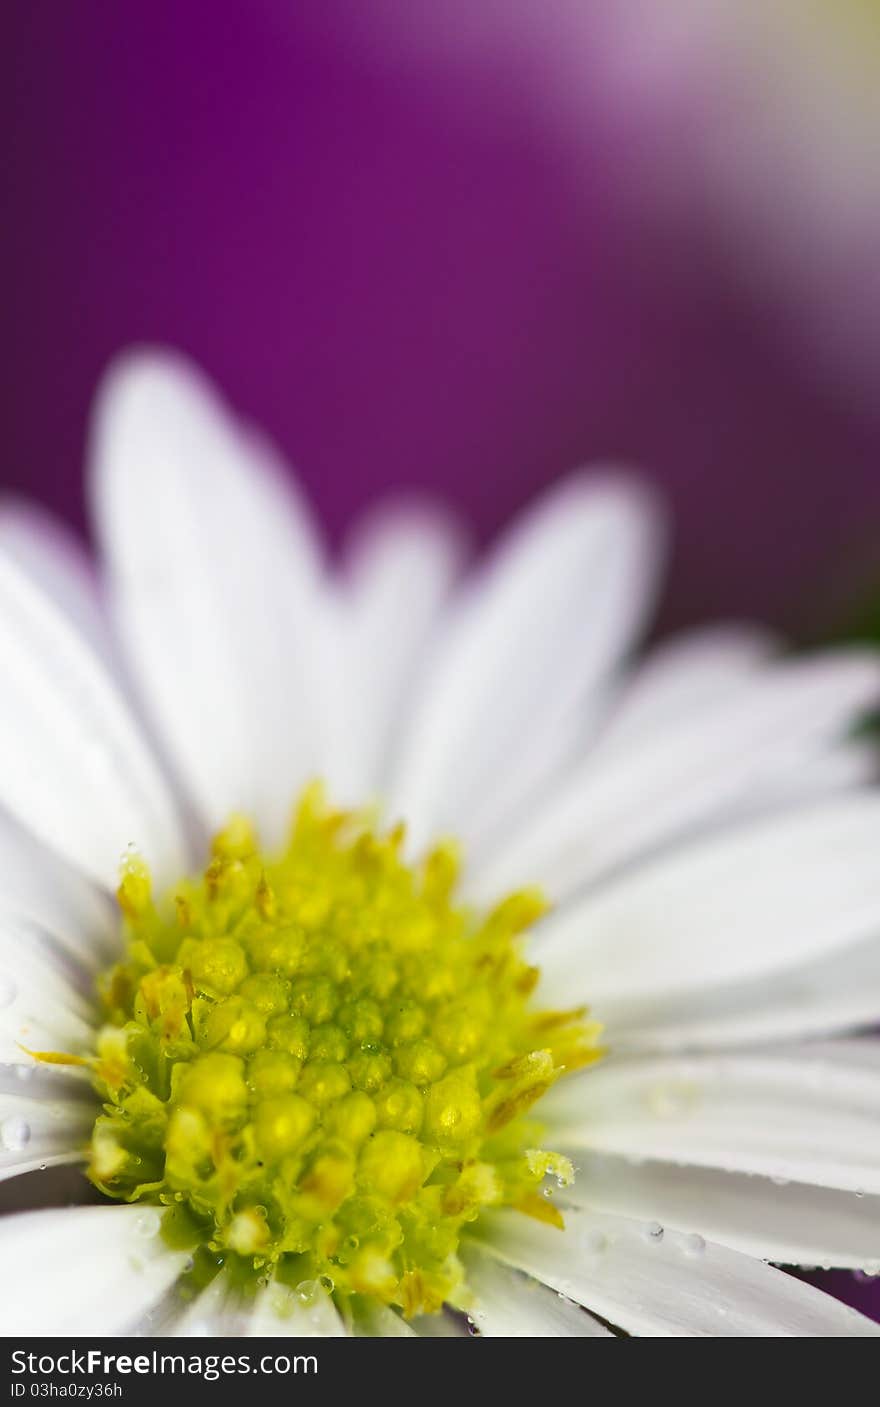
[4, 3, 880, 639]
[3, 2, 879, 1319]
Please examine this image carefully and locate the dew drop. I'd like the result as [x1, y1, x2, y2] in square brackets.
[682, 1233, 706, 1258]
[134, 1209, 161, 1239]
[1, 1117, 31, 1152]
[295, 1279, 320, 1305]
[770, 1175, 789, 1187]
[642, 1221, 664, 1243]
[854, 1189, 865, 1199]
[318, 1274, 335, 1294]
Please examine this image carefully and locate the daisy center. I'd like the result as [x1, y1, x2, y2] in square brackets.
[85, 785, 601, 1318]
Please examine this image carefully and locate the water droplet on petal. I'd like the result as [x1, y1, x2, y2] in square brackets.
[1, 1117, 31, 1152]
[134, 1209, 161, 1239]
[642, 1221, 664, 1243]
[682, 1233, 706, 1257]
[295, 1279, 320, 1306]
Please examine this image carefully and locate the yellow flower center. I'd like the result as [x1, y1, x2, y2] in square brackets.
[85, 786, 602, 1319]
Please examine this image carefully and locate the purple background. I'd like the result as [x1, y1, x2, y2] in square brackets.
[5, 4, 880, 637]
[3, 3, 879, 1320]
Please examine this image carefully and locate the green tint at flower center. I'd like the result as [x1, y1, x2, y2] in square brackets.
[88, 787, 601, 1317]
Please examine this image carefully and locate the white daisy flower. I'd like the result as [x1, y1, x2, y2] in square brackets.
[1, 350, 879, 1338]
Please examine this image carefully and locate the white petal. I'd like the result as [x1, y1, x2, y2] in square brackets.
[0, 806, 115, 964]
[474, 651, 880, 904]
[544, 1047, 880, 1193]
[535, 793, 880, 1011]
[592, 623, 781, 757]
[147, 1269, 346, 1338]
[472, 681, 876, 876]
[338, 501, 467, 800]
[784, 1037, 880, 1071]
[165, 1273, 237, 1337]
[387, 472, 665, 851]
[0, 1205, 189, 1335]
[352, 1302, 417, 1336]
[0, 500, 116, 669]
[90, 350, 330, 847]
[245, 1281, 346, 1337]
[458, 624, 780, 872]
[463, 706, 592, 861]
[0, 549, 186, 888]
[478, 1206, 880, 1336]
[565, 1151, 880, 1270]
[461, 1245, 612, 1336]
[730, 739, 879, 819]
[0, 916, 98, 1065]
[466, 624, 781, 864]
[0, 1066, 93, 1182]
[612, 933, 880, 1052]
